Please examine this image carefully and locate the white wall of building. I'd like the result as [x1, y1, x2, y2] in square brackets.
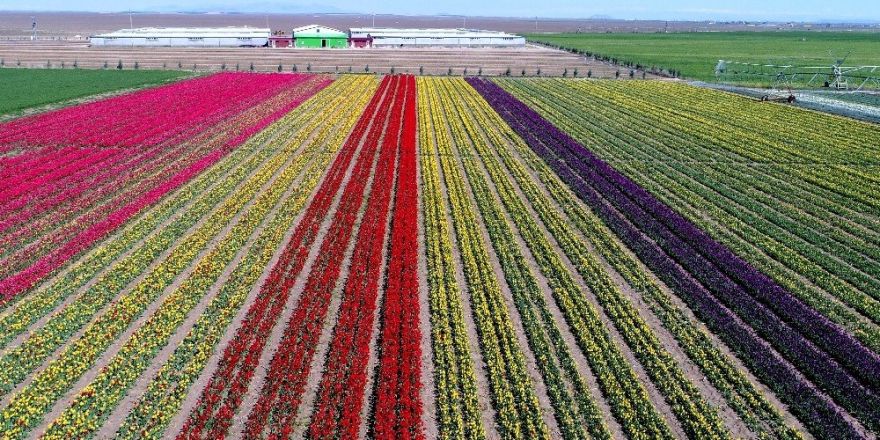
[90, 27, 269, 47]
[350, 27, 526, 47]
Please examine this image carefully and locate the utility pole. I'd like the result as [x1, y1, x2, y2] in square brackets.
[129, 9, 133, 30]
[31, 16, 36, 41]
[535, 16, 538, 31]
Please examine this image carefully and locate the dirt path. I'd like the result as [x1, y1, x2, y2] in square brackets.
[0, 42, 633, 77]
[31, 130, 301, 436]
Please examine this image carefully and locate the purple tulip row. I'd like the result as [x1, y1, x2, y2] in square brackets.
[466, 77, 875, 439]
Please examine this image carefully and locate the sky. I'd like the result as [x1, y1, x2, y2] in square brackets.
[1, 0, 879, 22]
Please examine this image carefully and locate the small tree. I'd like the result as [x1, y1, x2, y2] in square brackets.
[348, 66, 352, 73]
[73, 59, 79, 68]
[642, 71, 646, 79]
[536, 68, 541, 76]
[221, 62, 226, 71]
[277, 63, 283, 72]
[615, 70, 620, 79]
[17, 59, 22, 67]
[478, 67, 482, 76]
[463, 68, 468, 76]
[178, 61, 183, 69]
[117, 60, 123, 70]
[448, 67, 453, 76]
[629, 69, 634, 78]
[573, 68, 578, 77]
[61, 61, 66, 69]
[46, 60, 52, 69]
[391, 66, 396, 74]
[236, 63, 240, 71]
[102, 60, 108, 69]
[249, 62, 255, 71]
[335, 65, 339, 73]
[521, 68, 526, 77]
[163, 62, 167, 69]
[587, 69, 592, 78]
[505, 67, 511, 76]
[365, 65, 370, 72]
[134, 61, 139, 70]
[419, 66, 424, 75]
[306, 63, 311, 72]
[562, 68, 568, 77]
[292, 64, 298, 72]
[0, 58, 4, 67]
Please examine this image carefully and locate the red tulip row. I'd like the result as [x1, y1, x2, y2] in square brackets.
[306, 74, 413, 440]
[244, 75, 406, 439]
[176, 75, 395, 440]
[0, 72, 305, 150]
[372, 74, 425, 440]
[0, 74, 329, 299]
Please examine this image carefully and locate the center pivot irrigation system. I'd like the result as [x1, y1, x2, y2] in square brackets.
[715, 53, 880, 101]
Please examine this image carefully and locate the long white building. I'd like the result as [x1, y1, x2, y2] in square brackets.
[89, 27, 270, 47]
[348, 27, 525, 48]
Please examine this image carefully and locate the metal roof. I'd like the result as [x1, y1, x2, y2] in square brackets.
[291, 24, 347, 37]
[92, 27, 270, 38]
[349, 27, 522, 39]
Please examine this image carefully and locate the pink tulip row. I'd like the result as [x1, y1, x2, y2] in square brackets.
[0, 86, 287, 255]
[0, 73, 309, 150]
[0, 73, 331, 299]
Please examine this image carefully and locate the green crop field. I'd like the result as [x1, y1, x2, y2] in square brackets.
[0, 68, 188, 115]
[527, 31, 880, 84]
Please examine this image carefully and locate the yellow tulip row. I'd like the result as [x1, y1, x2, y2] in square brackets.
[42, 77, 378, 440]
[495, 78, 804, 438]
[443, 76, 714, 439]
[0, 79, 343, 440]
[429, 77, 610, 439]
[111, 75, 379, 440]
[418, 77, 550, 440]
[456, 77, 738, 439]
[417, 80, 486, 440]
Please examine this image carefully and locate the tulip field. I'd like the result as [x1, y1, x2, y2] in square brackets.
[0, 71, 877, 440]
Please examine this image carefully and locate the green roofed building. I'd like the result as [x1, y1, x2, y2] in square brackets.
[292, 24, 348, 48]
